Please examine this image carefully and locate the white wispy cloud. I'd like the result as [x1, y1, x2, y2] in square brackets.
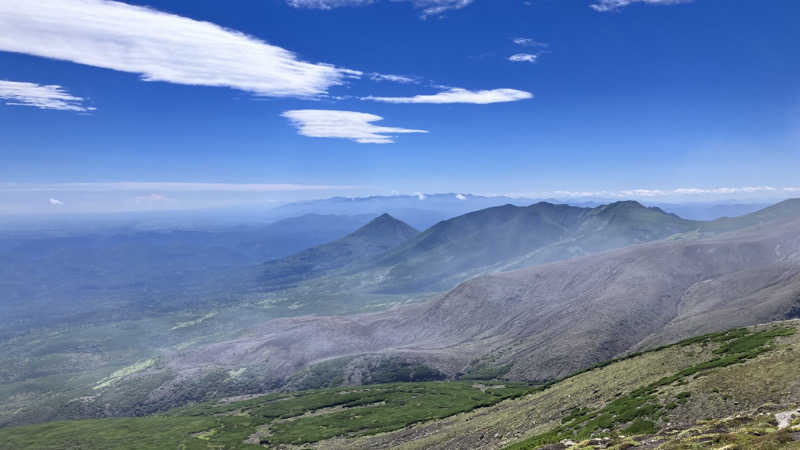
[410, 0, 473, 16]
[286, 0, 474, 17]
[286, 0, 374, 8]
[134, 193, 169, 202]
[590, 0, 691, 12]
[0, 0, 359, 98]
[0, 80, 94, 112]
[512, 38, 547, 47]
[282, 110, 428, 144]
[0, 182, 360, 192]
[48, 198, 64, 206]
[508, 53, 538, 63]
[558, 186, 779, 198]
[369, 73, 418, 84]
[362, 88, 533, 104]
[455, 193, 467, 200]
[504, 186, 784, 199]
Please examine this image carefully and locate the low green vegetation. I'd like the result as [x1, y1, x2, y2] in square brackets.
[287, 356, 447, 391]
[2, 323, 797, 450]
[0, 381, 536, 449]
[0, 416, 226, 450]
[262, 382, 530, 445]
[459, 361, 513, 380]
[504, 326, 796, 449]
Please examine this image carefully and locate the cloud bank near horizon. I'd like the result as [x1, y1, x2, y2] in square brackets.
[0, 182, 362, 193]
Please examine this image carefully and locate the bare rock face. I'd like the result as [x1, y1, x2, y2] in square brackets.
[161, 218, 800, 392]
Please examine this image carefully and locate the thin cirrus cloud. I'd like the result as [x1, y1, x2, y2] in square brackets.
[286, 0, 474, 17]
[505, 186, 784, 199]
[590, 0, 691, 12]
[0, 0, 360, 98]
[282, 110, 428, 144]
[508, 53, 538, 63]
[510, 38, 546, 64]
[0, 80, 94, 112]
[362, 88, 533, 104]
[369, 73, 419, 84]
[0, 182, 360, 192]
[512, 38, 548, 48]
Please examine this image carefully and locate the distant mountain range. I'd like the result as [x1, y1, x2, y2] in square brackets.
[266, 193, 535, 230]
[260, 199, 800, 296]
[268, 193, 775, 225]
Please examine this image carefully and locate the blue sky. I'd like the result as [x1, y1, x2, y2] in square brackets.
[1, 0, 799, 213]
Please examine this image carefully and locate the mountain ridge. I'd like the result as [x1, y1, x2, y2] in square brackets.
[260, 213, 418, 287]
[258, 199, 800, 304]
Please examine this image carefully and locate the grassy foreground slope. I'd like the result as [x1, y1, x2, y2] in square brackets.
[318, 320, 800, 449]
[2, 320, 800, 449]
[0, 382, 535, 449]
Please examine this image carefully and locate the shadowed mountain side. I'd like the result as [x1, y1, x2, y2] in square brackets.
[377, 199, 800, 294]
[260, 214, 419, 288]
[701, 197, 800, 232]
[370, 201, 701, 293]
[259, 201, 702, 297]
[163, 217, 800, 392]
[258, 199, 800, 299]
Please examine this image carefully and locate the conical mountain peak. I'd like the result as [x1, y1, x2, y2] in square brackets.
[349, 213, 419, 242]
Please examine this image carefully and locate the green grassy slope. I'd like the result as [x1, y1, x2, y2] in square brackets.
[0, 382, 535, 450]
[505, 326, 797, 449]
[316, 320, 800, 449]
[3, 321, 800, 449]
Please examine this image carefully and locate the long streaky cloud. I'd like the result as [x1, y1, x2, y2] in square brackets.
[0, 0, 359, 98]
[590, 0, 691, 12]
[363, 88, 533, 104]
[0, 182, 361, 192]
[287, 0, 474, 17]
[287, 0, 373, 8]
[369, 73, 418, 84]
[504, 186, 787, 199]
[513, 38, 548, 47]
[282, 110, 427, 144]
[0, 80, 94, 111]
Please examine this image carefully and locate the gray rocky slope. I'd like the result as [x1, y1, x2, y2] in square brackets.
[161, 215, 800, 393]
